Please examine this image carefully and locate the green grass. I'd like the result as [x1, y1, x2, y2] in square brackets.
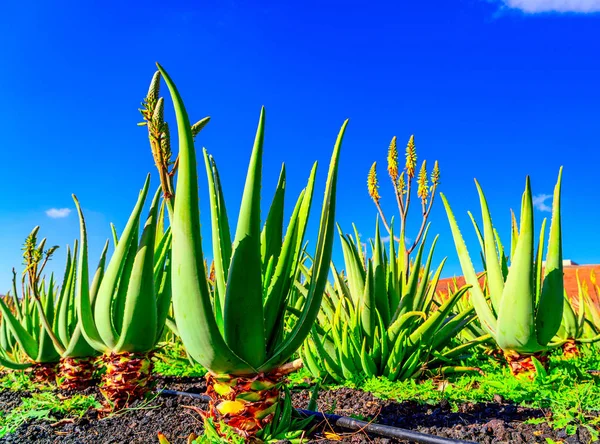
[152, 341, 207, 378]
[0, 371, 52, 393]
[0, 391, 100, 438]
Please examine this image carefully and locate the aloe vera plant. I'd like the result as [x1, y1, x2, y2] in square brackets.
[555, 272, 600, 357]
[0, 229, 60, 382]
[580, 270, 600, 336]
[0, 228, 115, 390]
[555, 293, 598, 357]
[0, 289, 20, 367]
[301, 220, 488, 383]
[40, 240, 108, 390]
[156, 63, 346, 440]
[441, 169, 565, 376]
[75, 178, 173, 409]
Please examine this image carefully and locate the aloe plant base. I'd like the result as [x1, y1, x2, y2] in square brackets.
[56, 357, 96, 391]
[100, 352, 153, 409]
[562, 339, 580, 359]
[204, 372, 282, 439]
[28, 362, 58, 385]
[504, 351, 548, 379]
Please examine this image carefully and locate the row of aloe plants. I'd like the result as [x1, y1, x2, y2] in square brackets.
[0, 64, 599, 443]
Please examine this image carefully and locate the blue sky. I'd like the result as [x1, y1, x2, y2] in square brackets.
[1, 0, 599, 291]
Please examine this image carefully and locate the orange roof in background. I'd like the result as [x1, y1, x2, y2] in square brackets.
[436, 264, 600, 300]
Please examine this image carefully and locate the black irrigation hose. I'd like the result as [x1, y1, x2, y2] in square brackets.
[157, 389, 476, 444]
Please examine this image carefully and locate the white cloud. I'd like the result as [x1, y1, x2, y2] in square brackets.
[379, 235, 413, 246]
[497, 0, 600, 13]
[532, 194, 552, 212]
[46, 208, 71, 219]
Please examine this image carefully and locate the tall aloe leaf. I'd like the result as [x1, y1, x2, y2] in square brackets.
[536, 167, 563, 345]
[496, 178, 537, 352]
[261, 165, 286, 273]
[110, 223, 119, 248]
[395, 230, 429, 318]
[373, 220, 390, 326]
[159, 63, 250, 374]
[203, 150, 232, 329]
[54, 246, 72, 335]
[35, 281, 60, 362]
[361, 262, 376, 344]
[73, 196, 109, 353]
[223, 108, 267, 367]
[11, 270, 22, 319]
[90, 241, 109, 306]
[0, 296, 39, 360]
[115, 188, 161, 352]
[58, 243, 77, 348]
[112, 224, 139, 339]
[155, 255, 172, 344]
[156, 199, 166, 247]
[338, 226, 365, 305]
[412, 234, 437, 312]
[263, 188, 307, 346]
[94, 176, 150, 349]
[475, 180, 503, 313]
[440, 193, 497, 336]
[534, 219, 547, 305]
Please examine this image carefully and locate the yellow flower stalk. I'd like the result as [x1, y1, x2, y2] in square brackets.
[367, 162, 380, 202]
[387, 136, 399, 183]
[146, 71, 161, 106]
[398, 172, 406, 195]
[160, 123, 171, 164]
[405, 135, 417, 178]
[431, 160, 440, 186]
[417, 160, 429, 201]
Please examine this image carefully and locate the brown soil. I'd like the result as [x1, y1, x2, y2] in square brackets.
[293, 386, 599, 443]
